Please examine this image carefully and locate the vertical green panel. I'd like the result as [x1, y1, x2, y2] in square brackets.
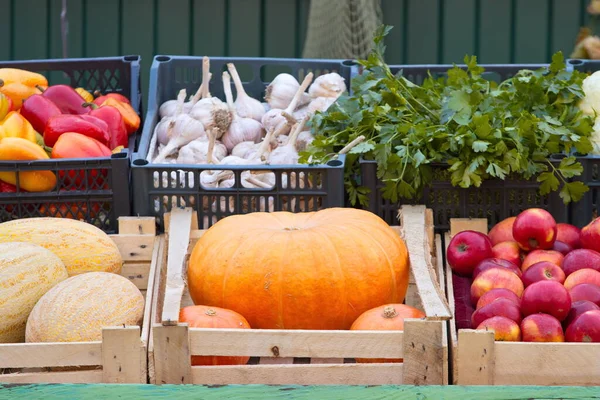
[192, 0, 226, 56]
[406, 0, 439, 64]
[551, 0, 581, 59]
[13, 0, 48, 60]
[381, 0, 405, 64]
[514, 0, 549, 63]
[156, 0, 191, 55]
[85, 0, 120, 57]
[122, 0, 155, 99]
[442, 0, 476, 64]
[479, 0, 511, 63]
[264, 0, 296, 58]
[296, 0, 310, 58]
[228, 0, 261, 57]
[0, 0, 11, 60]
[65, 0, 84, 59]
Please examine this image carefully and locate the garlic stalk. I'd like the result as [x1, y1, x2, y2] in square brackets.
[308, 96, 336, 113]
[264, 73, 311, 110]
[220, 71, 264, 152]
[158, 57, 212, 118]
[261, 72, 313, 135]
[176, 138, 227, 164]
[232, 121, 288, 161]
[227, 63, 266, 121]
[308, 72, 347, 99]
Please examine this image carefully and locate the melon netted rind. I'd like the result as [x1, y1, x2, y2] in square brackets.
[0, 242, 68, 343]
[0, 217, 123, 276]
[25, 271, 145, 343]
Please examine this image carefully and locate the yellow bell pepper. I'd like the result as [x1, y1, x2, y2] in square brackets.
[75, 87, 94, 103]
[0, 111, 38, 142]
[0, 68, 48, 87]
[0, 137, 56, 192]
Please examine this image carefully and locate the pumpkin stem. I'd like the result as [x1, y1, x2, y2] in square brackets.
[382, 306, 398, 319]
[205, 309, 217, 316]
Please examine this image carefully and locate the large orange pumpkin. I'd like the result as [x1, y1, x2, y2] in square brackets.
[187, 208, 410, 330]
[350, 303, 425, 363]
[179, 305, 251, 366]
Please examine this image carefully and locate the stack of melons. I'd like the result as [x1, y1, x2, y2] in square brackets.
[0, 218, 144, 344]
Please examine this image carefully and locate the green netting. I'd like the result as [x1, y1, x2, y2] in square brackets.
[302, 0, 382, 60]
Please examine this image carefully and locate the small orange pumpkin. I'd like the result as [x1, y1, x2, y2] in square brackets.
[179, 305, 251, 366]
[350, 304, 425, 363]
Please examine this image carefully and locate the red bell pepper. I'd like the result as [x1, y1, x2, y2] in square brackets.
[84, 103, 128, 149]
[20, 94, 62, 134]
[52, 132, 112, 190]
[44, 114, 110, 147]
[37, 84, 89, 115]
[90, 97, 139, 135]
[93, 91, 131, 105]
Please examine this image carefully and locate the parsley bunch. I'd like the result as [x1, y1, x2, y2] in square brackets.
[300, 26, 595, 207]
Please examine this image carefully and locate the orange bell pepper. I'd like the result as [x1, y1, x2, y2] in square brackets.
[0, 137, 57, 192]
[0, 92, 13, 121]
[93, 97, 140, 135]
[0, 111, 38, 142]
[0, 68, 48, 87]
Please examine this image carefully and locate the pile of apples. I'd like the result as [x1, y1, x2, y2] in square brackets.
[447, 208, 600, 343]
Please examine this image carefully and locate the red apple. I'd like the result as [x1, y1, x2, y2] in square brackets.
[521, 314, 565, 342]
[476, 288, 521, 309]
[488, 217, 516, 245]
[447, 230, 493, 277]
[556, 223, 581, 249]
[521, 261, 566, 287]
[569, 283, 600, 307]
[521, 250, 564, 272]
[472, 258, 522, 279]
[563, 300, 600, 328]
[470, 267, 524, 306]
[564, 268, 600, 291]
[520, 280, 571, 321]
[492, 241, 523, 268]
[471, 298, 522, 327]
[512, 208, 557, 251]
[552, 240, 573, 256]
[581, 217, 600, 253]
[562, 249, 600, 276]
[565, 310, 600, 342]
[476, 316, 522, 341]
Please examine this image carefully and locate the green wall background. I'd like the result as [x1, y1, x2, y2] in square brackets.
[0, 0, 592, 90]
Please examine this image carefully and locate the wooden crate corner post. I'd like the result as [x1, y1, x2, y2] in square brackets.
[402, 318, 446, 385]
[456, 329, 495, 385]
[101, 325, 145, 383]
[153, 207, 194, 385]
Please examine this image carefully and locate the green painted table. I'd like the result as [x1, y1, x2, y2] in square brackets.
[1, 384, 600, 399]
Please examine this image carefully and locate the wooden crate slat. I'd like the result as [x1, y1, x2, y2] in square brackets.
[109, 234, 156, 262]
[0, 369, 103, 384]
[188, 328, 404, 359]
[190, 363, 404, 385]
[0, 342, 101, 369]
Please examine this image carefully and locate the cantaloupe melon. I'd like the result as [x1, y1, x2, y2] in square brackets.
[0, 218, 122, 276]
[25, 272, 144, 342]
[0, 242, 68, 343]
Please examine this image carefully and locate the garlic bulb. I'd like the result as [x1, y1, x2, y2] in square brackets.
[232, 122, 287, 161]
[268, 116, 308, 165]
[292, 105, 312, 121]
[176, 138, 227, 164]
[153, 114, 206, 163]
[296, 130, 314, 152]
[220, 71, 264, 152]
[308, 72, 347, 99]
[264, 73, 311, 110]
[227, 63, 265, 121]
[190, 97, 232, 136]
[261, 72, 313, 135]
[308, 96, 336, 113]
[156, 89, 187, 145]
[262, 102, 271, 112]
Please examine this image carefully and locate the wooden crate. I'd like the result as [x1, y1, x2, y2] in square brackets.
[148, 205, 452, 385]
[438, 217, 600, 386]
[0, 217, 164, 384]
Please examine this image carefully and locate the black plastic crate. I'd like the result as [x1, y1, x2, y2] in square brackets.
[352, 62, 586, 230]
[132, 56, 353, 231]
[0, 56, 142, 233]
